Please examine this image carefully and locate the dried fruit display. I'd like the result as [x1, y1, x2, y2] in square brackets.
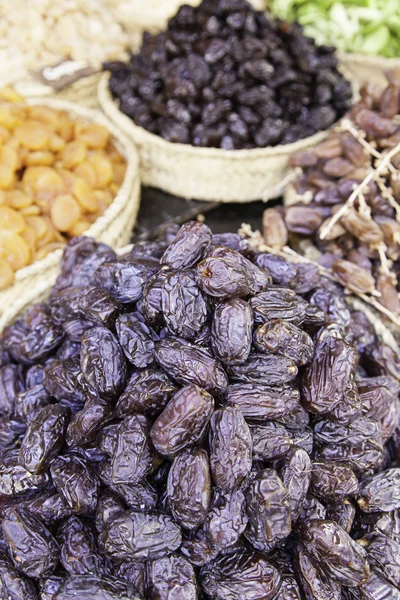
[0, 90, 126, 289]
[106, 0, 352, 149]
[274, 73, 400, 328]
[0, 223, 399, 598]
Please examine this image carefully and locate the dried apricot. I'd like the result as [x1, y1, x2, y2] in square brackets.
[15, 121, 49, 150]
[50, 195, 81, 232]
[0, 146, 18, 171]
[26, 151, 54, 166]
[61, 140, 87, 169]
[0, 165, 13, 189]
[73, 161, 97, 188]
[73, 178, 98, 212]
[68, 219, 91, 237]
[79, 123, 110, 149]
[0, 231, 30, 270]
[25, 216, 48, 240]
[0, 206, 25, 233]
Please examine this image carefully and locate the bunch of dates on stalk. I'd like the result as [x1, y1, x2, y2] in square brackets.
[105, 0, 352, 149]
[267, 70, 400, 316]
[0, 221, 399, 599]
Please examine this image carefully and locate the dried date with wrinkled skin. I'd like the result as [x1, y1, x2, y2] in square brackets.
[58, 516, 102, 575]
[67, 395, 112, 446]
[250, 289, 307, 325]
[325, 379, 362, 424]
[115, 368, 177, 418]
[0, 364, 24, 415]
[0, 414, 25, 452]
[357, 375, 398, 420]
[251, 422, 294, 460]
[301, 336, 356, 414]
[115, 561, 146, 597]
[147, 554, 197, 600]
[353, 570, 400, 600]
[116, 313, 157, 368]
[314, 417, 382, 447]
[200, 549, 281, 600]
[208, 246, 269, 292]
[100, 510, 182, 561]
[294, 543, 341, 600]
[167, 448, 211, 530]
[151, 384, 213, 458]
[111, 414, 154, 485]
[357, 469, 400, 513]
[226, 353, 297, 386]
[14, 385, 50, 424]
[326, 500, 356, 533]
[357, 532, 400, 588]
[209, 406, 252, 491]
[155, 337, 228, 395]
[298, 496, 327, 524]
[81, 326, 126, 399]
[246, 468, 291, 549]
[17, 316, 64, 364]
[0, 449, 49, 496]
[161, 221, 212, 270]
[280, 447, 311, 521]
[225, 383, 300, 421]
[3, 507, 60, 579]
[50, 285, 120, 328]
[300, 519, 370, 586]
[142, 271, 169, 327]
[98, 460, 157, 512]
[43, 357, 84, 404]
[161, 270, 208, 340]
[50, 453, 99, 515]
[211, 298, 253, 364]
[0, 552, 38, 599]
[19, 405, 70, 474]
[42, 574, 141, 600]
[25, 491, 71, 525]
[93, 261, 147, 304]
[95, 491, 125, 533]
[310, 462, 359, 501]
[254, 319, 314, 366]
[255, 253, 299, 288]
[203, 489, 248, 551]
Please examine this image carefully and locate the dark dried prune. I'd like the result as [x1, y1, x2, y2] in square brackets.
[116, 312, 157, 368]
[2, 507, 60, 579]
[19, 405, 70, 474]
[294, 544, 341, 600]
[111, 414, 154, 485]
[115, 368, 177, 418]
[81, 326, 126, 398]
[357, 469, 400, 513]
[161, 221, 212, 270]
[209, 246, 269, 291]
[58, 517, 101, 575]
[168, 448, 211, 530]
[0, 364, 24, 415]
[310, 462, 359, 501]
[0, 552, 38, 599]
[254, 319, 313, 366]
[246, 468, 291, 549]
[209, 406, 252, 491]
[95, 491, 124, 533]
[155, 337, 228, 394]
[0, 450, 49, 496]
[301, 336, 356, 414]
[355, 570, 400, 600]
[226, 353, 297, 385]
[161, 270, 208, 340]
[147, 554, 197, 600]
[93, 261, 147, 303]
[280, 447, 311, 521]
[101, 510, 182, 561]
[250, 289, 307, 325]
[151, 384, 213, 458]
[225, 382, 300, 421]
[211, 298, 253, 364]
[200, 549, 281, 600]
[251, 422, 293, 460]
[50, 285, 119, 328]
[300, 519, 370, 586]
[50, 453, 99, 515]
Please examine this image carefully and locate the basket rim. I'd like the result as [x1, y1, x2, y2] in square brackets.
[8, 96, 140, 284]
[99, 71, 358, 161]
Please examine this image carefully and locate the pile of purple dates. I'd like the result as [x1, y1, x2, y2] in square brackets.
[0, 221, 399, 599]
[106, 0, 353, 149]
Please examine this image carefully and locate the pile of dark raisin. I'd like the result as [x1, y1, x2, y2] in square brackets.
[105, 0, 353, 149]
[0, 221, 399, 599]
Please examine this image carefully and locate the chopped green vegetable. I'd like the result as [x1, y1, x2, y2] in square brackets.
[268, 0, 400, 57]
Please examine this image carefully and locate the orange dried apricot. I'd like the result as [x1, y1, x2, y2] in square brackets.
[0, 206, 25, 233]
[73, 178, 98, 213]
[50, 195, 81, 232]
[0, 231, 30, 270]
[61, 140, 87, 169]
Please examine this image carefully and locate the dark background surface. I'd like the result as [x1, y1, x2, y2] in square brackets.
[132, 186, 273, 241]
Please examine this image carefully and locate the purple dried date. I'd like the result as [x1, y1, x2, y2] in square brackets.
[155, 337, 228, 395]
[203, 489, 248, 551]
[254, 319, 314, 366]
[211, 298, 253, 364]
[301, 336, 356, 414]
[161, 270, 208, 340]
[2, 507, 60, 578]
[200, 550, 281, 600]
[300, 519, 370, 586]
[0, 364, 24, 415]
[50, 285, 119, 328]
[295, 544, 341, 600]
[168, 448, 211, 530]
[0, 414, 25, 451]
[58, 516, 101, 575]
[42, 574, 141, 600]
[357, 375, 398, 420]
[17, 316, 64, 363]
[67, 395, 111, 446]
[147, 554, 197, 600]
[0, 553, 38, 599]
[314, 417, 382, 447]
[50, 453, 99, 515]
[98, 460, 157, 512]
[251, 422, 294, 460]
[151, 384, 213, 458]
[14, 385, 50, 423]
[246, 468, 291, 549]
[115, 561, 145, 596]
[250, 289, 307, 325]
[280, 447, 311, 521]
[115, 368, 177, 418]
[111, 414, 154, 485]
[358, 532, 400, 588]
[357, 469, 400, 513]
[209, 406, 252, 491]
[43, 357, 84, 404]
[142, 271, 169, 327]
[19, 405, 70, 474]
[226, 353, 297, 385]
[116, 312, 157, 368]
[325, 500, 356, 533]
[225, 383, 300, 421]
[80, 326, 126, 398]
[26, 491, 71, 525]
[161, 221, 212, 270]
[255, 253, 299, 288]
[0, 449, 48, 496]
[208, 246, 269, 292]
[100, 510, 182, 561]
[310, 462, 359, 500]
[93, 261, 147, 303]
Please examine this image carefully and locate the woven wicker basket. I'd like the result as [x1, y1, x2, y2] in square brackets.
[339, 53, 400, 89]
[99, 72, 357, 203]
[0, 97, 141, 330]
